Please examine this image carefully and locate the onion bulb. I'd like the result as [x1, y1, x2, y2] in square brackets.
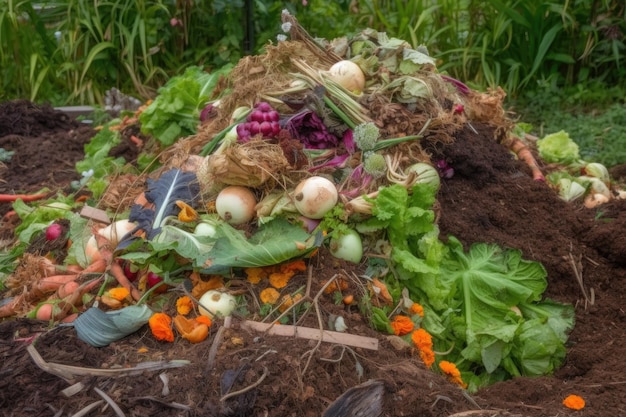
[216, 186, 257, 224]
[198, 290, 237, 318]
[97, 219, 136, 246]
[293, 176, 338, 219]
[327, 60, 366, 93]
[329, 229, 363, 264]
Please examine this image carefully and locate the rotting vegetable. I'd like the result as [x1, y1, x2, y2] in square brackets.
[198, 290, 237, 318]
[293, 176, 338, 219]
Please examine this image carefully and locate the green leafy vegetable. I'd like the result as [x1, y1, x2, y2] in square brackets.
[536, 130, 581, 165]
[139, 65, 231, 146]
[202, 218, 322, 273]
[365, 183, 574, 392]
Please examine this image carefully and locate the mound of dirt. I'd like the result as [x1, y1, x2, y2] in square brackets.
[1, 100, 625, 417]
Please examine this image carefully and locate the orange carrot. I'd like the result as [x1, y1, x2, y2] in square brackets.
[0, 193, 49, 203]
[79, 258, 107, 275]
[34, 274, 79, 293]
[54, 280, 81, 299]
[65, 264, 84, 274]
[52, 277, 103, 321]
[509, 136, 545, 182]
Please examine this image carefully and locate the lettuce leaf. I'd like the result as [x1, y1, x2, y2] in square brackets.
[366, 183, 575, 391]
[139, 65, 231, 146]
[536, 130, 581, 165]
[202, 218, 322, 273]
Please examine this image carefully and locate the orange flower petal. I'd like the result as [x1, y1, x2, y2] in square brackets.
[390, 315, 414, 336]
[563, 395, 585, 410]
[148, 313, 174, 342]
[176, 295, 194, 315]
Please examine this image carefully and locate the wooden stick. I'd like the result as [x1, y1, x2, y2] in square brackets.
[240, 320, 379, 351]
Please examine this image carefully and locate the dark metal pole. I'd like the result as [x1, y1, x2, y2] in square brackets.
[243, 0, 255, 55]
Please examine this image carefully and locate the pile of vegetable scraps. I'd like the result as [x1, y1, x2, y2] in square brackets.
[2, 10, 624, 395]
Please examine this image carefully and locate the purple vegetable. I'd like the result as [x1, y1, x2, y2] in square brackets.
[286, 110, 339, 149]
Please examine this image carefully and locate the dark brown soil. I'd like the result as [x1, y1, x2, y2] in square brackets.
[1, 101, 626, 417]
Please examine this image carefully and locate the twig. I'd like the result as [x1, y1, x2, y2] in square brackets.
[128, 397, 191, 411]
[568, 252, 594, 308]
[220, 366, 269, 402]
[206, 325, 226, 373]
[70, 400, 104, 417]
[93, 387, 126, 417]
[27, 343, 189, 383]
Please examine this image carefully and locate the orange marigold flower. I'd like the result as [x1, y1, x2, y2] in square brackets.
[390, 315, 414, 336]
[195, 315, 212, 327]
[409, 302, 424, 317]
[439, 361, 467, 389]
[411, 328, 435, 368]
[176, 295, 194, 315]
[260, 287, 280, 305]
[244, 267, 269, 284]
[419, 349, 435, 368]
[278, 293, 303, 313]
[191, 276, 224, 299]
[107, 287, 130, 301]
[269, 271, 294, 289]
[149, 313, 174, 342]
[175, 200, 198, 222]
[280, 259, 306, 274]
[563, 394, 585, 410]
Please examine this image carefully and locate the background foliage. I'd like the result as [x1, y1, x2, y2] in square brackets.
[0, 0, 624, 165]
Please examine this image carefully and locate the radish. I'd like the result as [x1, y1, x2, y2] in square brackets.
[45, 223, 63, 241]
[216, 186, 257, 225]
[293, 176, 338, 219]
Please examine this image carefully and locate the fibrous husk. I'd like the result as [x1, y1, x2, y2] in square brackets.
[198, 140, 291, 192]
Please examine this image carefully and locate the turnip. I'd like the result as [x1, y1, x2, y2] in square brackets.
[329, 229, 363, 264]
[216, 186, 257, 225]
[198, 290, 237, 318]
[293, 176, 338, 219]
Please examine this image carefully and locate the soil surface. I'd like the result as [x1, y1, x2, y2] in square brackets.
[1, 101, 626, 417]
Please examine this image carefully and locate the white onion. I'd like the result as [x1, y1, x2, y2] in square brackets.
[327, 60, 366, 93]
[198, 290, 237, 318]
[97, 219, 136, 246]
[407, 162, 441, 190]
[293, 176, 338, 219]
[329, 229, 363, 264]
[216, 186, 257, 224]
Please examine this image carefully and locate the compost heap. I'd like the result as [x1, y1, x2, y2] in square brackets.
[1, 12, 626, 417]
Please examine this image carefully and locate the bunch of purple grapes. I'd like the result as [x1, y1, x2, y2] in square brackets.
[236, 102, 281, 142]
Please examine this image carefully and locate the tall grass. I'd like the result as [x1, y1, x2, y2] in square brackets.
[1, 1, 624, 104]
[358, 0, 625, 96]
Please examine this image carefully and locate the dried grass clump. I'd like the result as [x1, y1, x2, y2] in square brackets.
[197, 140, 292, 196]
[98, 174, 146, 213]
[468, 87, 512, 140]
